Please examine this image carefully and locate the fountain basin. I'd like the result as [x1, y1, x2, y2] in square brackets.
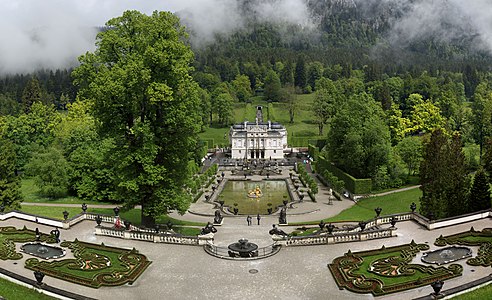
[228, 238, 259, 258]
[220, 180, 290, 214]
[21, 242, 66, 259]
[421, 246, 472, 265]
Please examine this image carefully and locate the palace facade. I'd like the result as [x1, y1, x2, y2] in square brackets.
[229, 120, 287, 160]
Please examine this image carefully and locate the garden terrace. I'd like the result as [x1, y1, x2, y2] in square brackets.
[434, 227, 492, 268]
[25, 239, 151, 288]
[0, 226, 56, 260]
[328, 241, 463, 296]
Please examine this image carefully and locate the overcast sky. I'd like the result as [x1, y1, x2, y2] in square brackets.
[3, 0, 492, 74]
[0, 0, 312, 74]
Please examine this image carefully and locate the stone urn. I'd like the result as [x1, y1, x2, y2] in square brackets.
[34, 271, 45, 285]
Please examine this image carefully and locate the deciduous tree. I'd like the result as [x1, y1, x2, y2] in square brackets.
[73, 11, 201, 226]
[0, 138, 22, 210]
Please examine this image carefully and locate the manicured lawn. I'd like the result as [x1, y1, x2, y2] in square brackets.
[291, 187, 421, 225]
[0, 277, 56, 300]
[323, 188, 422, 223]
[21, 178, 112, 205]
[18, 206, 206, 227]
[198, 93, 324, 148]
[453, 283, 492, 299]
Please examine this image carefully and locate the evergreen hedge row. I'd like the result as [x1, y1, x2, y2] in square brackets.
[315, 156, 372, 194]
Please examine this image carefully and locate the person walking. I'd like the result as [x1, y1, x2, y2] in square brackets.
[257, 214, 261, 225]
[247, 215, 252, 226]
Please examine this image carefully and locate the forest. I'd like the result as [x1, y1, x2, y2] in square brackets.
[1, 1, 492, 222]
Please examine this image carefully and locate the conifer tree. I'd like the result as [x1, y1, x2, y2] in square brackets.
[294, 56, 306, 90]
[445, 133, 469, 216]
[420, 129, 448, 219]
[420, 130, 469, 219]
[469, 168, 491, 212]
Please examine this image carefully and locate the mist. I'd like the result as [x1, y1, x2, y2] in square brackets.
[0, 0, 313, 74]
[361, 0, 492, 55]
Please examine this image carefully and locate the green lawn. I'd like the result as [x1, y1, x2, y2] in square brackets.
[453, 283, 492, 299]
[21, 178, 112, 205]
[199, 93, 324, 148]
[19, 206, 206, 227]
[323, 188, 422, 223]
[292, 187, 422, 225]
[0, 277, 56, 300]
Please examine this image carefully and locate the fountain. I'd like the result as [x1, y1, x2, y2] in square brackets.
[220, 180, 290, 215]
[247, 186, 263, 198]
[228, 238, 259, 258]
[21, 243, 66, 260]
[421, 246, 472, 265]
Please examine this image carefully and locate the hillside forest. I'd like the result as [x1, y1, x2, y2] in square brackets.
[1, 2, 492, 221]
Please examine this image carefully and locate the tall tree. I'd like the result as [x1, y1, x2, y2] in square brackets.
[280, 61, 294, 86]
[463, 65, 479, 99]
[73, 11, 201, 226]
[471, 82, 492, 160]
[445, 134, 469, 217]
[294, 55, 306, 91]
[307, 61, 323, 91]
[25, 146, 72, 199]
[395, 136, 423, 177]
[469, 168, 491, 212]
[279, 85, 298, 123]
[482, 138, 492, 181]
[264, 70, 281, 101]
[420, 130, 469, 219]
[0, 138, 22, 210]
[231, 74, 252, 102]
[419, 129, 449, 219]
[21, 77, 42, 113]
[312, 88, 331, 135]
[326, 92, 391, 178]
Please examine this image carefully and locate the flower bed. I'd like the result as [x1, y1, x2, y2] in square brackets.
[25, 239, 151, 288]
[328, 240, 463, 296]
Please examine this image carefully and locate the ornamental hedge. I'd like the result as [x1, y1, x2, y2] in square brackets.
[25, 239, 151, 288]
[315, 155, 372, 194]
[328, 240, 462, 296]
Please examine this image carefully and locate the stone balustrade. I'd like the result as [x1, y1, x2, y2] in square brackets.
[95, 226, 206, 245]
[278, 227, 396, 246]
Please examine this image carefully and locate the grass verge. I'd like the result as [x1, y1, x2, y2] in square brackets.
[21, 178, 112, 205]
[291, 187, 422, 225]
[0, 277, 56, 300]
[453, 283, 492, 300]
[18, 206, 206, 227]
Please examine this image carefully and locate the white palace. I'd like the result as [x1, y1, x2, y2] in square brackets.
[229, 118, 287, 160]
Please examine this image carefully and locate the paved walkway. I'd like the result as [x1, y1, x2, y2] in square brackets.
[3, 168, 490, 300]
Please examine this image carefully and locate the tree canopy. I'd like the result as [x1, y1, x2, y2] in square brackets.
[73, 10, 201, 225]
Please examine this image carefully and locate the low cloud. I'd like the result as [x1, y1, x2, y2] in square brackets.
[0, 0, 314, 74]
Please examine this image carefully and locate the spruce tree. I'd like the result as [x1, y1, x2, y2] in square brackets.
[294, 55, 306, 90]
[469, 168, 491, 212]
[0, 139, 22, 210]
[419, 129, 448, 219]
[445, 134, 469, 217]
[420, 130, 470, 219]
[482, 138, 492, 181]
[21, 77, 42, 113]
